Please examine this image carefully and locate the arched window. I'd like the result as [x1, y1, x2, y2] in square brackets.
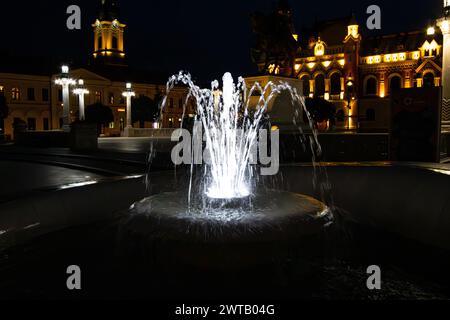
[315, 74, 325, 97]
[388, 75, 402, 94]
[330, 73, 341, 96]
[300, 75, 310, 96]
[364, 77, 378, 96]
[98, 36, 103, 50]
[112, 35, 118, 49]
[366, 109, 376, 121]
[11, 88, 20, 101]
[95, 91, 102, 102]
[423, 73, 435, 88]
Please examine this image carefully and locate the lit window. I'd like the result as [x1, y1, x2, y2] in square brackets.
[268, 64, 280, 74]
[12, 88, 20, 101]
[109, 122, 115, 129]
[109, 93, 115, 105]
[421, 40, 439, 57]
[0, 86, 4, 94]
[314, 40, 325, 56]
[95, 91, 102, 102]
[322, 61, 331, 68]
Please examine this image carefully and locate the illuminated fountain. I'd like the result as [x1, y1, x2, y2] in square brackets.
[121, 72, 333, 269]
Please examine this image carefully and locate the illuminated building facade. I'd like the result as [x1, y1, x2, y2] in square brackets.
[255, 2, 446, 132]
[0, 0, 190, 139]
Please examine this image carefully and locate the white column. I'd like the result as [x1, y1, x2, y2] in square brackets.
[122, 83, 135, 137]
[126, 95, 132, 128]
[62, 84, 71, 131]
[79, 94, 86, 121]
[438, 14, 450, 129]
[55, 66, 76, 132]
[74, 80, 89, 121]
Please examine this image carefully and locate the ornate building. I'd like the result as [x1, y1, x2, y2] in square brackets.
[253, 1, 446, 132]
[0, 0, 190, 139]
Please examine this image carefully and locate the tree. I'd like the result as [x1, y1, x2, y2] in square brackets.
[304, 97, 337, 130]
[131, 95, 160, 128]
[0, 94, 9, 135]
[85, 102, 114, 135]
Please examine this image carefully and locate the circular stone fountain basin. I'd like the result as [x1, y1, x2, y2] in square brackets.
[118, 190, 333, 270]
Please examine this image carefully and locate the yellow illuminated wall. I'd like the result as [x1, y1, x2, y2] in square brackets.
[92, 19, 126, 58]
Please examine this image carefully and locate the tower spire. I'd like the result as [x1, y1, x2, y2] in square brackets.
[99, 0, 120, 21]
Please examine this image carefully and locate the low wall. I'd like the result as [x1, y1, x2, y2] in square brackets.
[280, 132, 389, 162]
[122, 128, 176, 138]
[15, 130, 70, 148]
[1, 164, 450, 251]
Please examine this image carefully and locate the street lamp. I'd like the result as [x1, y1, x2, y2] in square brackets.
[122, 82, 136, 136]
[55, 65, 76, 132]
[73, 79, 89, 121]
[346, 79, 355, 130]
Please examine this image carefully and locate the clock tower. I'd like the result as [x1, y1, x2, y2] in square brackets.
[92, 0, 127, 65]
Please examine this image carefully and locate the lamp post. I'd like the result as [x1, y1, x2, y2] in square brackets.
[438, 0, 450, 130]
[73, 79, 89, 121]
[346, 79, 355, 130]
[55, 65, 76, 132]
[122, 82, 135, 136]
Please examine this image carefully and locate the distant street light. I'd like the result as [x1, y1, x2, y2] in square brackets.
[122, 82, 136, 134]
[55, 65, 76, 132]
[73, 79, 89, 121]
[346, 79, 355, 130]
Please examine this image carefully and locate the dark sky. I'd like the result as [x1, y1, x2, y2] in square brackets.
[0, 0, 444, 81]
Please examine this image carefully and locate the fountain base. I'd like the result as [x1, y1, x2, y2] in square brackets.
[119, 190, 333, 270]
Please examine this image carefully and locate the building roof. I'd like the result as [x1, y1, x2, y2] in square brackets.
[299, 16, 355, 48]
[360, 30, 442, 56]
[84, 64, 169, 85]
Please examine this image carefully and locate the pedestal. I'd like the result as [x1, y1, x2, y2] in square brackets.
[122, 126, 134, 137]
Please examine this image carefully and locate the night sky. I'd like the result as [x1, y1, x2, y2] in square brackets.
[0, 0, 444, 81]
